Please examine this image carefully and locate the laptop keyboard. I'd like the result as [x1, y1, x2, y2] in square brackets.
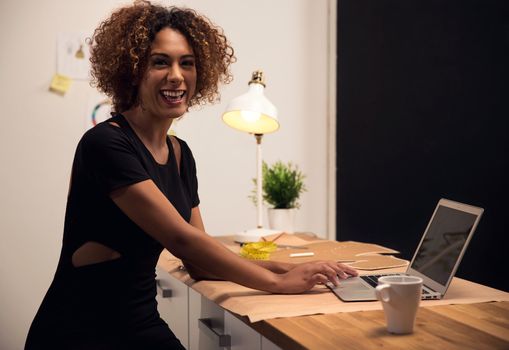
[360, 275, 430, 294]
[360, 275, 385, 288]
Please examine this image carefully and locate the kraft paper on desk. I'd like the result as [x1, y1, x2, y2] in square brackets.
[158, 252, 509, 323]
[157, 237, 509, 322]
[214, 234, 407, 270]
[202, 277, 509, 323]
[269, 240, 408, 270]
[262, 232, 324, 246]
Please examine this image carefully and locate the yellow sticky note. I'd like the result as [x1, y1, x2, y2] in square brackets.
[49, 74, 72, 95]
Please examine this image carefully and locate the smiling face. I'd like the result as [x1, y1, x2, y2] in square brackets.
[137, 27, 197, 120]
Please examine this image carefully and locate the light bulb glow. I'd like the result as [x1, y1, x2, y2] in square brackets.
[240, 110, 261, 123]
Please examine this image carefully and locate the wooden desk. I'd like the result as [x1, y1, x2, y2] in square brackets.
[251, 301, 509, 350]
[157, 238, 509, 350]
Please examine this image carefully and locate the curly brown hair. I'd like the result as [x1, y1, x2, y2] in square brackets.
[89, 0, 235, 113]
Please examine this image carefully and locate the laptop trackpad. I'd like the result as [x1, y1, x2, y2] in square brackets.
[340, 278, 371, 289]
[330, 278, 378, 302]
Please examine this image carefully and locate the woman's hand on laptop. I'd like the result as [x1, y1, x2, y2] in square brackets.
[294, 260, 358, 280]
[274, 261, 358, 293]
[332, 261, 358, 279]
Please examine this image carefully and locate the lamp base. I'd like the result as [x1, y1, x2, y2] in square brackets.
[233, 228, 283, 243]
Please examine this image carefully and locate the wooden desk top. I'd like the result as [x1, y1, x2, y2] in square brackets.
[251, 301, 509, 350]
[158, 238, 509, 349]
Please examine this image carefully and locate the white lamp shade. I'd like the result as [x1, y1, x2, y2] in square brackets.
[222, 83, 279, 134]
[222, 71, 281, 241]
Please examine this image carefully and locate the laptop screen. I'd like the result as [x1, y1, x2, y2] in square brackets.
[411, 205, 479, 285]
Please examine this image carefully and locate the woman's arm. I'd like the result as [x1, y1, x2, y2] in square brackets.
[184, 207, 319, 279]
[182, 206, 221, 280]
[111, 180, 354, 293]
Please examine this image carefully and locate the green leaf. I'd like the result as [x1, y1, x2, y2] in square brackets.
[250, 161, 306, 209]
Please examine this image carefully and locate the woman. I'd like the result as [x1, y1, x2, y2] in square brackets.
[25, 1, 357, 349]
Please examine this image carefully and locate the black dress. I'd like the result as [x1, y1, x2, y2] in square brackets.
[25, 114, 199, 349]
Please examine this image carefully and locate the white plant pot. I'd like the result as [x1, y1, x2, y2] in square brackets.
[267, 208, 296, 233]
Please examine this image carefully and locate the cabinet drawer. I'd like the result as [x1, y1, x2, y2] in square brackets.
[189, 288, 230, 350]
[225, 311, 262, 350]
[157, 270, 282, 350]
[155, 267, 189, 349]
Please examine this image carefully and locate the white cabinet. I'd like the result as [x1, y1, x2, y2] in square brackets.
[189, 289, 282, 350]
[156, 270, 282, 350]
[189, 287, 229, 350]
[225, 311, 262, 350]
[155, 268, 189, 349]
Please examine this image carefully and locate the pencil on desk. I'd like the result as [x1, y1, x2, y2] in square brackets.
[289, 252, 315, 258]
[265, 231, 285, 243]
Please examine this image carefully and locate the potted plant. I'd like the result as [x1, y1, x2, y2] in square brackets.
[252, 161, 306, 233]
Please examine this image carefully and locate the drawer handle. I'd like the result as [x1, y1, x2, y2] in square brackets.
[198, 318, 231, 347]
[155, 279, 172, 298]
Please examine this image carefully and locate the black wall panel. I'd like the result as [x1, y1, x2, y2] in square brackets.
[337, 0, 508, 291]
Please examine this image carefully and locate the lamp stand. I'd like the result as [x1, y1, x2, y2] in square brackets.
[233, 134, 282, 243]
[255, 133, 263, 229]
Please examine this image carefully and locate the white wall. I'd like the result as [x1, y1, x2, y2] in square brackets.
[0, 0, 333, 348]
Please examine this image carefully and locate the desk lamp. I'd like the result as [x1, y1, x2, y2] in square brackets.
[222, 70, 281, 243]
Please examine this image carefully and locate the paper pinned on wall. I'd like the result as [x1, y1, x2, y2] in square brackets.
[49, 74, 72, 95]
[57, 32, 91, 80]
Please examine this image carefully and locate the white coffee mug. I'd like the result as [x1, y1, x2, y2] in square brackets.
[375, 275, 423, 334]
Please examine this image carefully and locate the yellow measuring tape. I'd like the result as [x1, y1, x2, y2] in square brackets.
[239, 242, 277, 260]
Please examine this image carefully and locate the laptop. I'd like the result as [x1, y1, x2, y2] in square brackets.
[328, 198, 484, 301]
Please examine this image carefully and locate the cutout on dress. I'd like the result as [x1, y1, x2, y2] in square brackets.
[108, 122, 120, 128]
[170, 136, 181, 174]
[72, 241, 121, 267]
